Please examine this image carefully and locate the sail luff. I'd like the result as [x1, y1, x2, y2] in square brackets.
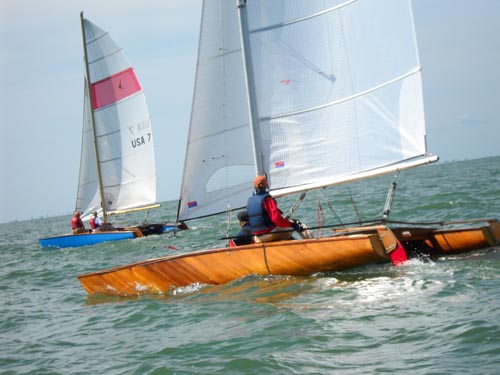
[237, 0, 264, 177]
[80, 11, 108, 221]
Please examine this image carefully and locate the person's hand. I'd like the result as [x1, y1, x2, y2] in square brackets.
[291, 219, 304, 232]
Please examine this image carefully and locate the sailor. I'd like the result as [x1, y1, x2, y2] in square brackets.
[89, 211, 103, 232]
[247, 175, 304, 243]
[231, 210, 254, 246]
[71, 211, 87, 234]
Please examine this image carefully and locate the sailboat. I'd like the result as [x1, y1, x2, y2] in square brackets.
[40, 13, 183, 249]
[77, 0, 499, 295]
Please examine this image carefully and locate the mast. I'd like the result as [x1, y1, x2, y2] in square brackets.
[80, 12, 108, 222]
[237, 0, 265, 176]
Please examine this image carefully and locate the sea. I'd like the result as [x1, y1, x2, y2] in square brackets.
[1, 156, 500, 375]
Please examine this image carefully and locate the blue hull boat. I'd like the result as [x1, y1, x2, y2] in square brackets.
[39, 16, 190, 250]
[39, 230, 138, 249]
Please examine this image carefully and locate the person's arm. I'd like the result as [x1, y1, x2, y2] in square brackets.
[263, 196, 292, 227]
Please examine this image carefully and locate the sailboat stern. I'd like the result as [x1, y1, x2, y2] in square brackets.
[391, 219, 500, 258]
[262, 234, 391, 275]
[429, 222, 500, 254]
[330, 225, 402, 265]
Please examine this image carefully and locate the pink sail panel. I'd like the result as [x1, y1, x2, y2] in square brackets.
[91, 67, 141, 109]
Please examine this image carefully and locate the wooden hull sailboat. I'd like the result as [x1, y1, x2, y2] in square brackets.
[78, 221, 500, 296]
[389, 219, 500, 257]
[77, 1, 499, 295]
[40, 13, 183, 249]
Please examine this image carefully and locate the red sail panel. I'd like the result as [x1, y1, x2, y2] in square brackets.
[91, 67, 141, 109]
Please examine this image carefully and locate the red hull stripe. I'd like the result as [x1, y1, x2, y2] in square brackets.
[91, 67, 141, 109]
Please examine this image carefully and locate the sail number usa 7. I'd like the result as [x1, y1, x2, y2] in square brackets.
[130, 118, 152, 148]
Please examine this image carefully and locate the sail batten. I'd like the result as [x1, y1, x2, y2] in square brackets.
[261, 66, 422, 122]
[249, 0, 358, 34]
[87, 48, 124, 65]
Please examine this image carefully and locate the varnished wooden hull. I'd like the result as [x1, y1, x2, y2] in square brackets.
[78, 226, 396, 296]
[77, 221, 500, 296]
[391, 219, 500, 258]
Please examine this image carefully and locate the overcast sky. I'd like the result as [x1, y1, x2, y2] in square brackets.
[1, 0, 499, 223]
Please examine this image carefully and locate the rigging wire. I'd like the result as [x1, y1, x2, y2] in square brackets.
[319, 188, 345, 227]
[347, 187, 362, 225]
[142, 209, 151, 225]
[225, 204, 232, 247]
[316, 199, 324, 238]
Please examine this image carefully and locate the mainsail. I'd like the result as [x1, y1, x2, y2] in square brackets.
[77, 14, 157, 220]
[239, 0, 437, 196]
[177, 0, 437, 222]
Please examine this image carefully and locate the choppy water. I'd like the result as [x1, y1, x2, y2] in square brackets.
[1, 156, 500, 374]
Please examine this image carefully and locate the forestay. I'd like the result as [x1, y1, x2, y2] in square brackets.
[77, 17, 157, 220]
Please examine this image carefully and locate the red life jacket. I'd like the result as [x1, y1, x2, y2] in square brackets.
[89, 216, 96, 229]
[71, 216, 83, 229]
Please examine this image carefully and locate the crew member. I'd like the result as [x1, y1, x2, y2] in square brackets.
[71, 211, 86, 234]
[231, 210, 253, 246]
[89, 211, 103, 232]
[247, 175, 304, 243]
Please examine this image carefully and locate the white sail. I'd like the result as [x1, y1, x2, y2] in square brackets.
[178, 0, 437, 221]
[177, 0, 254, 221]
[76, 17, 157, 220]
[75, 79, 100, 219]
[240, 0, 437, 197]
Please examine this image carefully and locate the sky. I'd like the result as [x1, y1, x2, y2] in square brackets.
[1, 0, 499, 224]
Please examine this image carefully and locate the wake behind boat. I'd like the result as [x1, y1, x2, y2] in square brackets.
[40, 13, 183, 249]
[78, 0, 499, 295]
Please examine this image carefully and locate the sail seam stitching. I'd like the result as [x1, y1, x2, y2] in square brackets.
[262, 67, 421, 121]
[250, 0, 358, 34]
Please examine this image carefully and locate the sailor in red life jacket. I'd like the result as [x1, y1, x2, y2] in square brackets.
[89, 211, 103, 232]
[71, 211, 87, 234]
[247, 175, 304, 243]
